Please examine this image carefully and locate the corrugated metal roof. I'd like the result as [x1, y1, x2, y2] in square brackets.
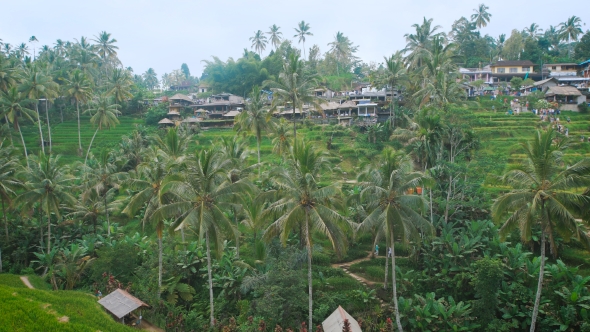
[322, 306, 362, 332]
[98, 289, 149, 319]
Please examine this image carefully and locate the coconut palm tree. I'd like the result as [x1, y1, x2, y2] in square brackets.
[327, 31, 358, 76]
[545, 25, 562, 51]
[19, 65, 59, 153]
[0, 87, 36, 167]
[28, 36, 39, 60]
[264, 53, 321, 138]
[235, 86, 271, 176]
[218, 135, 253, 183]
[524, 23, 543, 40]
[143, 68, 159, 90]
[0, 56, 17, 93]
[249, 30, 268, 57]
[152, 127, 192, 170]
[558, 16, 584, 58]
[152, 148, 248, 327]
[0, 141, 21, 240]
[92, 31, 119, 78]
[67, 187, 110, 234]
[106, 68, 133, 106]
[263, 139, 351, 330]
[403, 17, 443, 69]
[84, 95, 121, 165]
[269, 118, 292, 155]
[491, 129, 590, 332]
[471, 3, 492, 29]
[294, 20, 313, 58]
[65, 69, 93, 156]
[15, 151, 76, 254]
[382, 52, 406, 127]
[267, 25, 283, 50]
[357, 148, 432, 332]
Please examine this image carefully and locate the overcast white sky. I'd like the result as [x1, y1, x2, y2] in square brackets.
[1, 0, 587, 78]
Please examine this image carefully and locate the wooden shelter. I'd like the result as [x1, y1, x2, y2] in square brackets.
[98, 289, 150, 323]
[322, 306, 362, 332]
[545, 86, 586, 110]
[158, 118, 175, 127]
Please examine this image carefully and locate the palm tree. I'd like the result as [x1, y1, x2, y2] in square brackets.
[84, 95, 121, 165]
[294, 20, 313, 58]
[152, 148, 247, 327]
[327, 32, 358, 76]
[471, 3, 492, 29]
[358, 148, 432, 332]
[0, 87, 36, 167]
[28, 36, 39, 60]
[65, 69, 93, 156]
[267, 25, 283, 50]
[403, 17, 443, 69]
[15, 151, 76, 254]
[143, 68, 159, 90]
[491, 129, 590, 332]
[249, 30, 268, 57]
[524, 23, 543, 40]
[264, 53, 321, 138]
[67, 187, 109, 234]
[269, 118, 292, 155]
[545, 26, 562, 51]
[496, 34, 506, 59]
[106, 68, 133, 106]
[19, 65, 59, 153]
[92, 31, 119, 78]
[0, 56, 17, 93]
[0, 141, 21, 240]
[235, 86, 271, 176]
[382, 52, 406, 127]
[558, 16, 584, 58]
[263, 139, 351, 329]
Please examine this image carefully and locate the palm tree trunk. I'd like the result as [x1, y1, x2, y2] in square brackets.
[84, 127, 99, 166]
[76, 101, 82, 156]
[429, 189, 434, 224]
[205, 230, 215, 327]
[4, 115, 14, 146]
[257, 136, 262, 177]
[35, 103, 45, 153]
[384, 238, 389, 289]
[103, 194, 110, 237]
[390, 228, 403, 332]
[46, 200, 51, 255]
[305, 213, 313, 330]
[17, 122, 30, 168]
[2, 197, 8, 241]
[530, 230, 546, 332]
[444, 175, 452, 224]
[292, 98, 297, 139]
[158, 235, 162, 299]
[233, 208, 240, 260]
[45, 99, 52, 153]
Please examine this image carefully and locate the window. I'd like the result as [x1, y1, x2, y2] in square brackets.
[552, 66, 557, 70]
[497, 68, 505, 73]
[509, 68, 518, 73]
[522, 67, 530, 72]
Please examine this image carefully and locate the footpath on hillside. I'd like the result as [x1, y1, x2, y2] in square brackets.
[331, 252, 377, 286]
[20, 276, 34, 289]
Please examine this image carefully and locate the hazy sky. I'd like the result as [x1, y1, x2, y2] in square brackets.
[1, 0, 587, 78]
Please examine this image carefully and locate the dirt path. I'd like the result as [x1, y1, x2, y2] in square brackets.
[138, 320, 164, 332]
[331, 252, 377, 286]
[20, 276, 34, 289]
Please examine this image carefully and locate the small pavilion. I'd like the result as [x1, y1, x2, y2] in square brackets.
[98, 289, 150, 324]
[322, 306, 362, 332]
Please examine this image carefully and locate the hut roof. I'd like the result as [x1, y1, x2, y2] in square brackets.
[98, 289, 149, 319]
[322, 306, 362, 332]
[338, 101, 357, 108]
[169, 94, 194, 103]
[158, 118, 175, 124]
[545, 86, 582, 96]
[319, 102, 340, 110]
[182, 117, 200, 123]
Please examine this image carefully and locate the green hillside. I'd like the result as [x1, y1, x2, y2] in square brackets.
[0, 274, 133, 332]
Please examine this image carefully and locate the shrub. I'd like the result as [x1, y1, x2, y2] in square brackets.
[312, 252, 331, 266]
[578, 103, 589, 113]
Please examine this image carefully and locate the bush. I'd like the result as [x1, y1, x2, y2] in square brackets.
[578, 103, 589, 113]
[312, 252, 331, 266]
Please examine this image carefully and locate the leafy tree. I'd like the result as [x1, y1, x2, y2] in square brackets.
[294, 21, 313, 58]
[492, 129, 590, 332]
[142, 68, 159, 90]
[0, 141, 20, 240]
[180, 63, 190, 79]
[250, 30, 268, 57]
[574, 31, 590, 60]
[358, 148, 432, 332]
[510, 76, 523, 91]
[16, 152, 76, 255]
[267, 25, 283, 50]
[84, 95, 121, 165]
[153, 148, 247, 327]
[263, 139, 351, 329]
[269, 118, 292, 155]
[234, 86, 272, 176]
[0, 87, 36, 166]
[503, 30, 524, 60]
[65, 69, 93, 156]
[471, 3, 491, 29]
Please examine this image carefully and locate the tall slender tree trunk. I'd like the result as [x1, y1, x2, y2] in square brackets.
[530, 229, 546, 332]
[233, 208, 240, 260]
[305, 213, 313, 330]
[292, 98, 297, 139]
[46, 201, 51, 255]
[84, 127, 99, 166]
[35, 103, 45, 153]
[17, 122, 30, 168]
[390, 228, 403, 332]
[76, 101, 82, 156]
[444, 175, 452, 224]
[2, 198, 8, 241]
[430, 189, 434, 224]
[104, 194, 110, 237]
[257, 137, 262, 177]
[5, 115, 14, 146]
[45, 99, 52, 153]
[384, 236, 389, 289]
[205, 230, 215, 327]
[158, 235, 162, 299]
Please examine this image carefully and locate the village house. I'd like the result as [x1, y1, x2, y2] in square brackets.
[490, 60, 544, 81]
[196, 93, 245, 119]
[545, 86, 587, 111]
[197, 83, 210, 93]
[314, 87, 335, 98]
[544, 63, 580, 77]
[460, 65, 493, 84]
